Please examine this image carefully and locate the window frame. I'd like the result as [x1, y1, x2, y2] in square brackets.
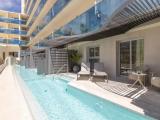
[118, 39, 144, 76]
[87, 46, 100, 63]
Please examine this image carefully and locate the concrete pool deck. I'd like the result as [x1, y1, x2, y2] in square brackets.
[0, 65, 33, 120]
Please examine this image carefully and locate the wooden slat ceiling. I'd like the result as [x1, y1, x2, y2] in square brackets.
[107, 0, 160, 29]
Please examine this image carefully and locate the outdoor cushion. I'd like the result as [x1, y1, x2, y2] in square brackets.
[93, 71, 107, 76]
[78, 71, 90, 75]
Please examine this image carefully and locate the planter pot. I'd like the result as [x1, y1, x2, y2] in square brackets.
[73, 65, 80, 73]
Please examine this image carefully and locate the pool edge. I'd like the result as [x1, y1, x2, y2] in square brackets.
[12, 65, 49, 120]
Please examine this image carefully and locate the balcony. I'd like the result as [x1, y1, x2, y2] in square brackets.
[0, 38, 28, 46]
[31, 0, 70, 38]
[28, 0, 47, 27]
[44, 0, 127, 41]
[0, 28, 27, 35]
[0, 17, 27, 25]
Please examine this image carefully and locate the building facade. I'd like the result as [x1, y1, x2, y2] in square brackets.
[1, 0, 160, 79]
[0, 10, 28, 61]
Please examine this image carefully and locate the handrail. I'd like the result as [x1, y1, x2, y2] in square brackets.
[0, 63, 6, 74]
[56, 64, 67, 74]
[0, 57, 15, 74]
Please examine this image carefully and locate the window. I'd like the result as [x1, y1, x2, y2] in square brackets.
[119, 39, 144, 76]
[88, 47, 100, 63]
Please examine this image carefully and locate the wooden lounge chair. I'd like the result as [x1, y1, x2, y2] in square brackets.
[77, 63, 90, 80]
[92, 63, 108, 82]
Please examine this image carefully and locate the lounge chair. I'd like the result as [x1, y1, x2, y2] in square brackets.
[151, 73, 160, 88]
[77, 63, 90, 80]
[92, 63, 108, 82]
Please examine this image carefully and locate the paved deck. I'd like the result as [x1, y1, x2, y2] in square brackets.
[0, 65, 33, 120]
[67, 76, 160, 120]
[96, 80, 160, 119]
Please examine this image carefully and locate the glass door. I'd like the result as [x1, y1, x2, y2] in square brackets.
[119, 40, 144, 76]
[120, 41, 131, 76]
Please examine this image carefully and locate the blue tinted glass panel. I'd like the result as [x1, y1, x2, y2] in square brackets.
[28, 0, 47, 27]
[27, 0, 37, 15]
[50, 0, 127, 40]
[31, 0, 70, 38]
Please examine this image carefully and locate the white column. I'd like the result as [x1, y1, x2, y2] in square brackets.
[21, 0, 25, 14]
[7, 12, 9, 45]
[18, 14, 21, 45]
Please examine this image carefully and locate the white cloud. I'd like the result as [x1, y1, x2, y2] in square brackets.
[0, 0, 21, 12]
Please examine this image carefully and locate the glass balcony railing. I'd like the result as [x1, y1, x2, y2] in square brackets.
[0, 28, 27, 35]
[20, 30, 27, 35]
[27, 0, 37, 15]
[34, 42, 47, 47]
[0, 16, 27, 25]
[28, 0, 47, 28]
[31, 0, 70, 38]
[44, 0, 127, 41]
[25, 0, 31, 13]
[0, 38, 28, 46]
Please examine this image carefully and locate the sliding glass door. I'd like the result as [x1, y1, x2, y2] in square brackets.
[119, 40, 144, 76]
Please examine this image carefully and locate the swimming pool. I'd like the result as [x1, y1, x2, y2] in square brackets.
[16, 66, 154, 120]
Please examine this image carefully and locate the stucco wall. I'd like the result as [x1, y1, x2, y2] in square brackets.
[68, 24, 160, 79]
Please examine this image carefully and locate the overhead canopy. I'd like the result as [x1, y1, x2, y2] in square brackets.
[106, 0, 160, 29]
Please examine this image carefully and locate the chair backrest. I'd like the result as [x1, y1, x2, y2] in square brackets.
[81, 62, 90, 72]
[94, 63, 105, 72]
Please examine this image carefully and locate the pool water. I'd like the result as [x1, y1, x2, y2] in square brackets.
[16, 66, 153, 120]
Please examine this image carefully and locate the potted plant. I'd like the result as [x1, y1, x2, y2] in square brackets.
[69, 51, 82, 73]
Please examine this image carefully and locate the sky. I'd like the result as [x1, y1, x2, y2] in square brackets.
[0, 0, 21, 13]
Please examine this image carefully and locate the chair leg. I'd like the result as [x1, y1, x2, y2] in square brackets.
[138, 79, 145, 88]
[131, 80, 138, 88]
[105, 75, 108, 83]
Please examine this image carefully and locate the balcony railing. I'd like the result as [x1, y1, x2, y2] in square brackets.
[31, 0, 70, 38]
[0, 17, 27, 25]
[28, 0, 47, 27]
[43, 0, 127, 41]
[27, 0, 37, 15]
[0, 28, 27, 35]
[0, 38, 28, 46]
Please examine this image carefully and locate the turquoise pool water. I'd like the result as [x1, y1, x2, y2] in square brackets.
[16, 66, 153, 120]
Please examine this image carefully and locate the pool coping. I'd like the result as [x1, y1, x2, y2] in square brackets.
[12, 66, 49, 120]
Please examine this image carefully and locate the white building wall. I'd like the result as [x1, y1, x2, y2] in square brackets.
[68, 22, 160, 79]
